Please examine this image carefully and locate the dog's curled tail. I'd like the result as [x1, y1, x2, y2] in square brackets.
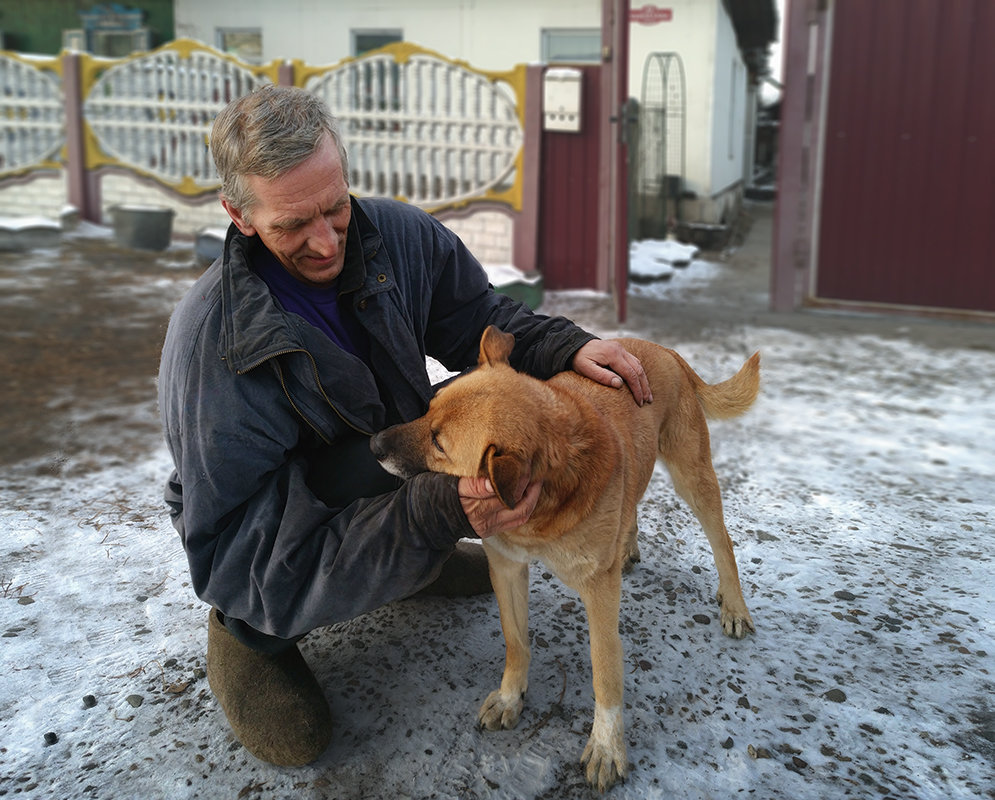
[672, 351, 761, 420]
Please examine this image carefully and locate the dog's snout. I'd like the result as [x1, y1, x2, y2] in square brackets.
[368, 424, 422, 479]
[369, 430, 389, 460]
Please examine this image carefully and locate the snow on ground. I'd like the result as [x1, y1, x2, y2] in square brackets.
[629, 239, 699, 282]
[1, 246, 994, 800]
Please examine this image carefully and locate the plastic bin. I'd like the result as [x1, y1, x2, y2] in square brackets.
[110, 205, 174, 251]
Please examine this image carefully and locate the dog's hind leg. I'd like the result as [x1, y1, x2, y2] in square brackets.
[478, 545, 531, 731]
[661, 422, 754, 638]
[622, 517, 641, 573]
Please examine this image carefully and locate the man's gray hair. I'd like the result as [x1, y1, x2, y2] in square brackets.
[210, 84, 350, 219]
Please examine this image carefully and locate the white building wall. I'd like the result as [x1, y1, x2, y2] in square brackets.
[173, 0, 601, 71]
[627, 0, 720, 201]
[627, 0, 748, 224]
[707, 5, 748, 200]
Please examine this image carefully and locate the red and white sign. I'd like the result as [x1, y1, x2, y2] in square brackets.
[630, 5, 673, 25]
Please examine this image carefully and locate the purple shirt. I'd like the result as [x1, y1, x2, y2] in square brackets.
[255, 248, 371, 365]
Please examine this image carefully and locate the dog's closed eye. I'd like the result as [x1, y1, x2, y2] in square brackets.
[431, 430, 445, 454]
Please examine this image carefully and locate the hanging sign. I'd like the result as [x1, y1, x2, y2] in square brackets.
[631, 5, 673, 25]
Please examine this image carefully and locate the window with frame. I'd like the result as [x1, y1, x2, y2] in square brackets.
[541, 28, 601, 64]
[216, 28, 262, 64]
[352, 30, 403, 56]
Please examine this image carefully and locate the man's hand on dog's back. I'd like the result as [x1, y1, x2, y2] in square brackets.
[572, 340, 653, 406]
[458, 476, 542, 538]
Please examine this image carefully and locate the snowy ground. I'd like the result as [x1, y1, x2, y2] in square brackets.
[1, 224, 994, 799]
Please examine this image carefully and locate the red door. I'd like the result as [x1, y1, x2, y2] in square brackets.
[537, 0, 630, 323]
[537, 65, 604, 292]
[816, 0, 995, 312]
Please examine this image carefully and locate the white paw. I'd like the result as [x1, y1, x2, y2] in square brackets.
[720, 607, 755, 638]
[580, 704, 628, 792]
[716, 596, 755, 639]
[477, 688, 524, 730]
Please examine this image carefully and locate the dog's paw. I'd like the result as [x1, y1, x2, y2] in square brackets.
[477, 689, 524, 730]
[621, 544, 641, 574]
[621, 525, 641, 574]
[717, 594, 755, 639]
[580, 703, 628, 792]
[581, 733, 628, 792]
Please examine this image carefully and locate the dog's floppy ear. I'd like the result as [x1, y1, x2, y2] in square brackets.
[478, 326, 515, 368]
[483, 444, 530, 509]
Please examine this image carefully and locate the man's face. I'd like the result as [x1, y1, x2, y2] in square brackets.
[223, 133, 352, 288]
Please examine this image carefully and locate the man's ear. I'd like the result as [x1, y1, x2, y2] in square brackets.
[483, 444, 530, 509]
[221, 197, 256, 237]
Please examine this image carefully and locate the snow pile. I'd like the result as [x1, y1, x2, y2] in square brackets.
[485, 263, 542, 288]
[630, 239, 699, 282]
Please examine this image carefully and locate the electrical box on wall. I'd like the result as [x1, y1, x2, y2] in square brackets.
[543, 68, 583, 133]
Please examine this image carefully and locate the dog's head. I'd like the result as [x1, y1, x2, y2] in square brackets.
[370, 326, 553, 508]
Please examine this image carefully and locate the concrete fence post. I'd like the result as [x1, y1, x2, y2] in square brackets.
[512, 64, 544, 276]
[62, 51, 99, 223]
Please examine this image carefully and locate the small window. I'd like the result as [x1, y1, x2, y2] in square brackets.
[541, 28, 601, 64]
[352, 30, 402, 57]
[216, 28, 262, 64]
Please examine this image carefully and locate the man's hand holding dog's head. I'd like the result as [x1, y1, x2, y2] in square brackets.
[458, 475, 542, 538]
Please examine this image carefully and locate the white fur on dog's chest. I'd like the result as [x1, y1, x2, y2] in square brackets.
[484, 534, 596, 588]
[482, 535, 532, 564]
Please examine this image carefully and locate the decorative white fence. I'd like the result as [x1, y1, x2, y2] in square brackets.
[0, 53, 64, 175]
[303, 44, 524, 209]
[0, 39, 526, 215]
[81, 42, 269, 193]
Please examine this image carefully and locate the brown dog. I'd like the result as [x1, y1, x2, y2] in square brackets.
[370, 326, 759, 791]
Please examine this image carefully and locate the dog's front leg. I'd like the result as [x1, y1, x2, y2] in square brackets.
[579, 570, 628, 791]
[478, 544, 530, 730]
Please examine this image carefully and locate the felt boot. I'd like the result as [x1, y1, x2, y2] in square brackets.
[206, 609, 332, 766]
[416, 540, 493, 597]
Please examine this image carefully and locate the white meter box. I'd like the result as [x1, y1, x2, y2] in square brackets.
[543, 67, 583, 133]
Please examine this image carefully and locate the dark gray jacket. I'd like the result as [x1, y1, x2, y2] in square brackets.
[158, 196, 595, 639]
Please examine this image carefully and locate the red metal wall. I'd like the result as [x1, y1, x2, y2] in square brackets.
[538, 65, 603, 291]
[816, 0, 995, 312]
